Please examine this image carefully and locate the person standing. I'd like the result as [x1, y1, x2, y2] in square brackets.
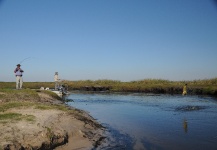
[182, 84, 187, 95]
[54, 72, 59, 90]
[14, 64, 24, 89]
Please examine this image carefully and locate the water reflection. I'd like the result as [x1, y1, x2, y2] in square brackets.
[183, 119, 188, 133]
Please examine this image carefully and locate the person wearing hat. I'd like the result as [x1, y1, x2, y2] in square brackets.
[14, 64, 24, 89]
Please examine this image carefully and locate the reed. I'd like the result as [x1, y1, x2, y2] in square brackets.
[0, 78, 217, 95]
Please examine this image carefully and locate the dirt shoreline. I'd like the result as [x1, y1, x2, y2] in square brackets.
[0, 90, 105, 150]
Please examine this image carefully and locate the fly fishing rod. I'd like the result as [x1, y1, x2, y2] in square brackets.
[19, 57, 34, 65]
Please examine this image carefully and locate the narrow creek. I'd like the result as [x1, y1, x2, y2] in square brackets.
[65, 92, 217, 150]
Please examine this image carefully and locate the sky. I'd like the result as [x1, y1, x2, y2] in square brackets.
[0, 0, 217, 82]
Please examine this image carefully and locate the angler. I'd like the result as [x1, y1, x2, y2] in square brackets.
[14, 64, 24, 89]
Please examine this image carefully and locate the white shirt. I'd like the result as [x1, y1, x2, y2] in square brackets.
[54, 75, 59, 81]
[14, 68, 23, 76]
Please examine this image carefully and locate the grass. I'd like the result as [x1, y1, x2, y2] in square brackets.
[0, 113, 22, 120]
[0, 101, 33, 112]
[0, 88, 62, 103]
[0, 88, 70, 124]
[0, 82, 54, 89]
[0, 89, 40, 102]
[1, 78, 217, 95]
[35, 104, 69, 111]
[0, 113, 36, 123]
[0, 87, 76, 116]
[0, 101, 71, 113]
[0, 88, 83, 146]
[36, 90, 62, 100]
[64, 78, 217, 95]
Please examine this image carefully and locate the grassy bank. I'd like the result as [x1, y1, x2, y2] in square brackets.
[0, 89, 58, 125]
[0, 89, 104, 150]
[0, 89, 90, 124]
[1, 78, 217, 96]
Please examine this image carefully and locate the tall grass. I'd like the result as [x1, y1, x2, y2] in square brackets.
[65, 78, 217, 95]
[1, 78, 217, 95]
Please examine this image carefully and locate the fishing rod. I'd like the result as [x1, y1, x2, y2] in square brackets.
[19, 57, 34, 65]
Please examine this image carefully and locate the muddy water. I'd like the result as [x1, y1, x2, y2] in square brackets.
[66, 92, 217, 150]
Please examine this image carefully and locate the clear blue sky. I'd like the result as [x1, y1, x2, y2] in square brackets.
[1, 0, 217, 82]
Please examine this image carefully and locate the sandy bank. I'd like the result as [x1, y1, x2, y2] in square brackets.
[0, 90, 105, 150]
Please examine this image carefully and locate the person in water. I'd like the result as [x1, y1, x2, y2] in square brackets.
[183, 119, 188, 133]
[14, 64, 24, 89]
[182, 84, 187, 95]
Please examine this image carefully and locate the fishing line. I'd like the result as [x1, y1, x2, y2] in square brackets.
[19, 57, 34, 64]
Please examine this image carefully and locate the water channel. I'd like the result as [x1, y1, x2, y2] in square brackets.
[66, 92, 217, 150]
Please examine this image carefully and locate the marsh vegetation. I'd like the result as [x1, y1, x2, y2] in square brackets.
[1, 78, 216, 96]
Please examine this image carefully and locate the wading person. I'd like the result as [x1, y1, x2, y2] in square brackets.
[54, 72, 60, 90]
[14, 64, 24, 89]
[183, 119, 188, 133]
[182, 84, 187, 95]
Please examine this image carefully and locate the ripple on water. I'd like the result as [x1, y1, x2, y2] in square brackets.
[175, 105, 208, 111]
